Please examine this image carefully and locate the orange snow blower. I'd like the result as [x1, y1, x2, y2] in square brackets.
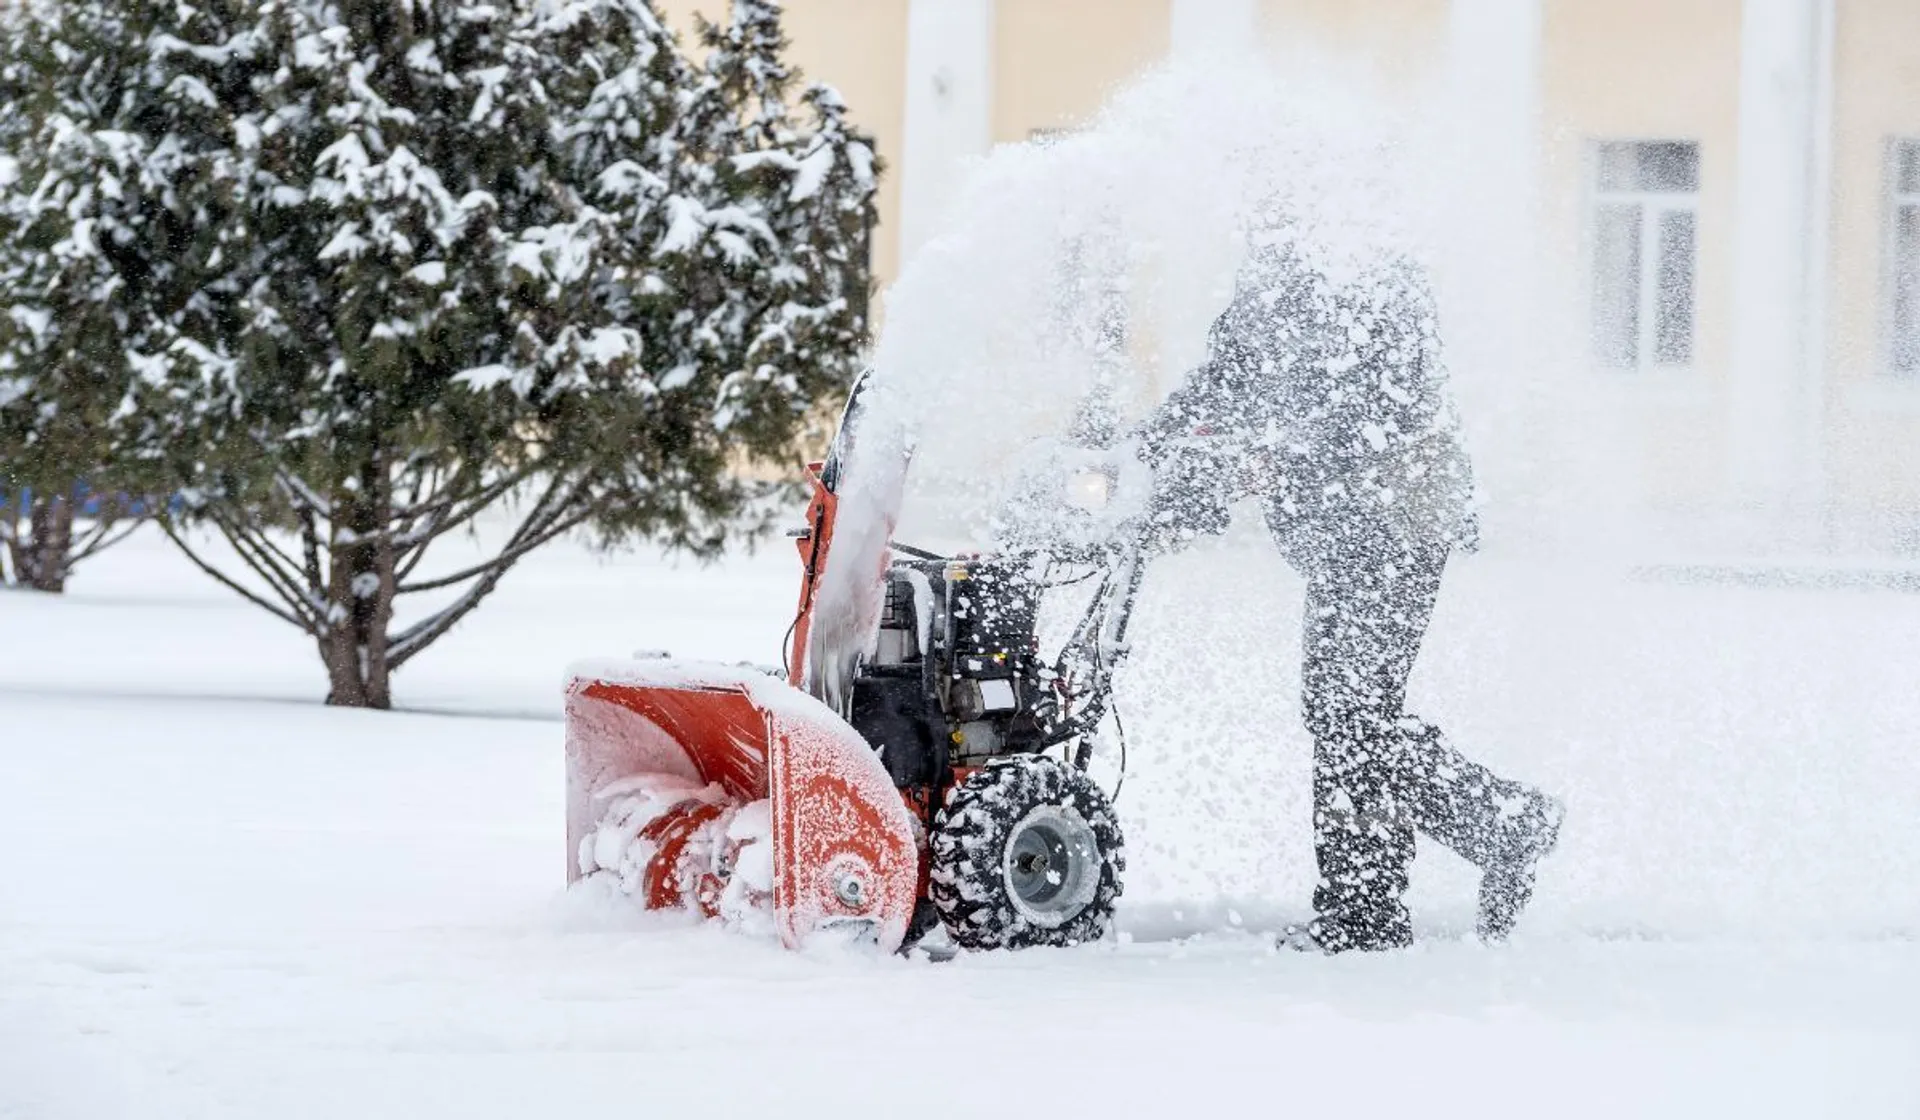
[566, 379, 1140, 954]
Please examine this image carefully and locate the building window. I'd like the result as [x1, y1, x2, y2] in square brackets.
[1889, 139, 1920, 376]
[1590, 140, 1700, 369]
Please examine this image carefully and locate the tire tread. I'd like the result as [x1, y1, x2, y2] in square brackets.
[928, 756, 1124, 951]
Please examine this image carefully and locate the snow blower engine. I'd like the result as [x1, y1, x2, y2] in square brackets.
[565, 380, 1141, 954]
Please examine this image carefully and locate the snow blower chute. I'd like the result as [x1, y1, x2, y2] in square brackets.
[566, 377, 1141, 953]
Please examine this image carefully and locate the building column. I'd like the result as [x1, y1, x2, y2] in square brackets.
[1729, 0, 1834, 533]
[1440, 0, 1544, 365]
[1145, 0, 1260, 391]
[898, 0, 995, 271]
[1169, 0, 1258, 59]
[1438, 0, 1551, 545]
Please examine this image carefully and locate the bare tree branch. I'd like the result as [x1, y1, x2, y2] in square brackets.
[66, 518, 114, 557]
[393, 531, 437, 585]
[67, 517, 143, 563]
[388, 533, 546, 668]
[218, 508, 310, 581]
[387, 586, 486, 668]
[396, 461, 541, 544]
[273, 470, 333, 518]
[388, 460, 490, 521]
[387, 480, 588, 667]
[204, 513, 325, 628]
[394, 465, 561, 579]
[157, 520, 311, 631]
[390, 460, 471, 519]
[397, 507, 592, 594]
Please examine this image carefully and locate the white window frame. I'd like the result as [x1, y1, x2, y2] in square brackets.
[1886, 137, 1920, 378]
[1589, 140, 1701, 372]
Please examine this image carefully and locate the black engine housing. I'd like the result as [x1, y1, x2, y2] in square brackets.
[846, 557, 1052, 793]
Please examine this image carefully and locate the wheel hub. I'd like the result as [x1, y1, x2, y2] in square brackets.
[1003, 804, 1100, 928]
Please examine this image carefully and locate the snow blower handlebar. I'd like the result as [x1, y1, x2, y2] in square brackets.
[1041, 538, 1147, 760]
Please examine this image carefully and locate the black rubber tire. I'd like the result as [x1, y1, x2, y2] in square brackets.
[900, 898, 943, 952]
[929, 756, 1124, 951]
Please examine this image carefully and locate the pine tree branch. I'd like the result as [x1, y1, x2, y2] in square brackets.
[389, 457, 524, 522]
[273, 470, 332, 519]
[386, 583, 490, 669]
[388, 462, 475, 520]
[238, 516, 314, 592]
[198, 502, 333, 628]
[66, 517, 142, 564]
[395, 461, 541, 545]
[213, 525, 326, 630]
[380, 462, 540, 587]
[393, 531, 437, 586]
[65, 519, 115, 561]
[207, 509, 318, 618]
[395, 464, 444, 530]
[386, 480, 586, 666]
[395, 506, 591, 594]
[156, 520, 310, 632]
[391, 468, 564, 591]
[392, 472, 484, 583]
[387, 523, 567, 668]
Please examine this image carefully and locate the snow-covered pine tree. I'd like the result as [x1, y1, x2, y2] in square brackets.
[737, 79, 878, 420]
[147, 0, 637, 707]
[693, 0, 793, 156]
[139, 0, 878, 707]
[680, 0, 878, 451]
[0, 0, 249, 591]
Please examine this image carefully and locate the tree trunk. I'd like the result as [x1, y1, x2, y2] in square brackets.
[24, 494, 74, 593]
[0, 519, 20, 587]
[319, 474, 397, 709]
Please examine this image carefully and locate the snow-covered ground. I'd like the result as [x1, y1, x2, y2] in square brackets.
[3, 526, 1918, 1119]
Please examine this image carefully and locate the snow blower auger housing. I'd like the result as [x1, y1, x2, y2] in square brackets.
[567, 382, 1135, 955]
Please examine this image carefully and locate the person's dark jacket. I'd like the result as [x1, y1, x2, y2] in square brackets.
[1137, 237, 1478, 568]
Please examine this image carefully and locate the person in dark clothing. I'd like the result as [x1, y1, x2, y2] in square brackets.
[1137, 233, 1564, 951]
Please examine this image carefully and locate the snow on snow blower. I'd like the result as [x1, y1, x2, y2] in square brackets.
[566, 378, 1142, 954]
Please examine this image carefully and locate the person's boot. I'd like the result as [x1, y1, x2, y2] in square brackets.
[1477, 792, 1565, 943]
[1278, 905, 1413, 954]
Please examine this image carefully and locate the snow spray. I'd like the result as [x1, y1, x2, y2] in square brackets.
[811, 55, 1920, 934]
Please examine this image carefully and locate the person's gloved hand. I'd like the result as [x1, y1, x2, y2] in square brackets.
[1138, 439, 1235, 553]
[1129, 375, 1257, 554]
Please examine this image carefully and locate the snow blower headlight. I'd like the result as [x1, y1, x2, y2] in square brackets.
[1063, 469, 1113, 512]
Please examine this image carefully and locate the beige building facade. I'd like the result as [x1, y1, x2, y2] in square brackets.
[663, 0, 1920, 554]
